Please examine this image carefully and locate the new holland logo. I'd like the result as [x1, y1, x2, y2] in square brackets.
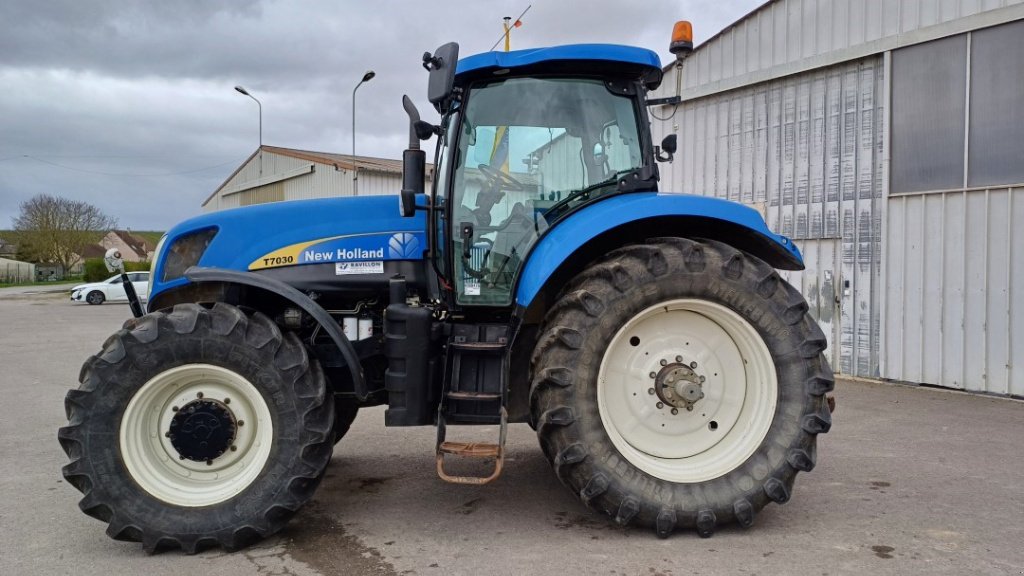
[388, 233, 421, 259]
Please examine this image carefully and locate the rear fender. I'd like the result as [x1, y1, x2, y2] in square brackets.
[514, 192, 802, 313]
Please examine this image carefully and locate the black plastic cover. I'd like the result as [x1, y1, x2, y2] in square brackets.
[384, 299, 436, 426]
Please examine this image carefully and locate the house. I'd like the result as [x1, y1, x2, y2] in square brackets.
[98, 230, 154, 262]
[0, 236, 18, 259]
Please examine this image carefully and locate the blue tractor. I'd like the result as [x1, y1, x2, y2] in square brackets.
[60, 29, 833, 553]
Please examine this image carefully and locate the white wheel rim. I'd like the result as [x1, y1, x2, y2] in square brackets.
[119, 364, 274, 507]
[597, 299, 777, 483]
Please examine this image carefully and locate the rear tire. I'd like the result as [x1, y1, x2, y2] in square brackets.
[58, 303, 334, 553]
[86, 290, 105, 305]
[530, 238, 833, 538]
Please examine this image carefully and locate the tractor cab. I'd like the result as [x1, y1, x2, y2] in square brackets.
[404, 44, 669, 307]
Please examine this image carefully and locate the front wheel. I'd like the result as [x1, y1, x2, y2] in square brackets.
[86, 290, 105, 305]
[58, 303, 334, 553]
[530, 238, 833, 538]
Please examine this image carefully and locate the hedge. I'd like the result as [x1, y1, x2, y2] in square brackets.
[83, 258, 150, 283]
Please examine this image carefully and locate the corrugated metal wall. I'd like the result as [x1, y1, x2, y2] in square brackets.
[676, 0, 1024, 101]
[884, 187, 1023, 395]
[653, 56, 884, 377]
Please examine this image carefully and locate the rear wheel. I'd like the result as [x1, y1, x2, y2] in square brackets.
[530, 238, 833, 538]
[58, 303, 334, 553]
[86, 290, 105, 305]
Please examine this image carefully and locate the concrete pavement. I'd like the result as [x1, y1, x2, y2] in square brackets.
[0, 295, 1021, 575]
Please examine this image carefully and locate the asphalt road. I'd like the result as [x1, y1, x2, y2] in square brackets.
[1, 294, 1022, 575]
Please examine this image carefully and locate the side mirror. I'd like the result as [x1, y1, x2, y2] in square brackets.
[656, 134, 677, 162]
[400, 149, 424, 217]
[661, 134, 677, 154]
[424, 42, 459, 113]
[103, 248, 125, 273]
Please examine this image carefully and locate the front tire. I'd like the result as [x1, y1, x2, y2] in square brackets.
[86, 290, 105, 305]
[58, 303, 334, 553]
[331, 397, 360, 444]
[530, 238, 833, 538]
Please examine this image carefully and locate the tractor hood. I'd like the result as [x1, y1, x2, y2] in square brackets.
[151, 195, 426, 298]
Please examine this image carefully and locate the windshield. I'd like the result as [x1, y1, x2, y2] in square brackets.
[449, 77, 642, 305]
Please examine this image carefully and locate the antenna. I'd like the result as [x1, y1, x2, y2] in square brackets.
[488, 4, 531, 52]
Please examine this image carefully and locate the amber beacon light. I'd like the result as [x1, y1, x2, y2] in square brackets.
[670, 20, 694, 60]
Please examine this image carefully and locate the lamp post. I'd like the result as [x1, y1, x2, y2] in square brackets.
[234, 85, 263, 177]
[351, 70, 375, 195]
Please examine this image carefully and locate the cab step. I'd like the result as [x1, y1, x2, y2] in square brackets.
[447, 391, 501, 402]
[436, 407, 507, 485]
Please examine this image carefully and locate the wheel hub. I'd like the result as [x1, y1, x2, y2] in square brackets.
[654, 359, 705, 411]
[168, 399, 237, 463]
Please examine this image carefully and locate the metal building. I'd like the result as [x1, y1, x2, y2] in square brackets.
[650, 0, 1024, 396]
[203, 146, 432, 212]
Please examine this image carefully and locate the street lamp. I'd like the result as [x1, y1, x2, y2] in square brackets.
[352, 70, 375, 195]
[234, 85, 263, 176]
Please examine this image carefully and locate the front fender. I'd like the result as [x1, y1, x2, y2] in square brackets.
[515, 192, 802, 309]
[180, 267, 369, 401]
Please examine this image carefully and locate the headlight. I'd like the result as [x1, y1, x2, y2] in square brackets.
[161, 228, 218, 282]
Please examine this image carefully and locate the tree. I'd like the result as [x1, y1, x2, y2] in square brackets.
[12, 194, 116, 274]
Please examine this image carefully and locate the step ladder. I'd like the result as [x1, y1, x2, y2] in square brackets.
[435, 326, 509, 485]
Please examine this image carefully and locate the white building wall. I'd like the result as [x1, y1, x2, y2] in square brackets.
[654, 57, 883, 377]
[884, 187, 1023, 395]
[204, 151, 405, 211]
[654, 1, 1024, 393]
[670, 0, 1024, 102]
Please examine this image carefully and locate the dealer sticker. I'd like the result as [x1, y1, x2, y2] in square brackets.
[335, 261, 384, 275]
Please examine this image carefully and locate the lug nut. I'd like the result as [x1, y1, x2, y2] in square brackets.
[237, 420, 245, 427]
[671, 408, 679, 415]
[206, 459, 213, 466]
[675, 355, 683, 363]
[171, 406, 179, 412]
[230, 445, 238, 452]
[686, 405, 694, 411]
[648, 388, 655, 395]
[649, 372, 657, 379]
[656, 402, 664, 409]
[197, 392, 204, 399]
[690, 361, 698, 369]
[164, 431, 171, 438]
[224, 398, 230, 405]
[179, 455, 185, 460]
[660, 359, 668, 366]
[699, 376, 706, 383]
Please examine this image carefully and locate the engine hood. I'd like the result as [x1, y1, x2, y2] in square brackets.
[152, 195, 427, 296]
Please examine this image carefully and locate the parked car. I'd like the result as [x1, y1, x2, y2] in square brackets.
[70, 272, 149, 305]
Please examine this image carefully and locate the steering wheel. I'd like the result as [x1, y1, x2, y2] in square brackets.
[477, 163, 526, 192]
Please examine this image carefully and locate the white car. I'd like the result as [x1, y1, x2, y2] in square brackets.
[71, 272, 149, 305]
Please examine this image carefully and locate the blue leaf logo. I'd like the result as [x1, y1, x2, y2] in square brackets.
[388, 233, 421, 259]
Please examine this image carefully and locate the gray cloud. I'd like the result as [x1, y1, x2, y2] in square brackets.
[0, 0, 759, 230]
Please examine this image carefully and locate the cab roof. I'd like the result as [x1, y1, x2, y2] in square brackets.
[456, 44, 663, 90]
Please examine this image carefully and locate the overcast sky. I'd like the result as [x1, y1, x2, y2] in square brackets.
[0, 0, 760, 231]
